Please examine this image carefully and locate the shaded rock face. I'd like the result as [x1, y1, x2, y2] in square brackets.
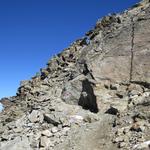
[0, 0, 150, 150]
[61, 77, 98, 113]
[78, 79, 98, 113]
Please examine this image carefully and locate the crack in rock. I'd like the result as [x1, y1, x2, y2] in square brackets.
[130, 17, 135, 82]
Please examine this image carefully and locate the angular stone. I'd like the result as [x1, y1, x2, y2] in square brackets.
[105, 107, 119, 115]
[51, 127, 58, 133]
[28, 110, 43, 123]
[42, 130, 52, 137]
[40, 136, 50, 148]
[44, 114, 60, 126]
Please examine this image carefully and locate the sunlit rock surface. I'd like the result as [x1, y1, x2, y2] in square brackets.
[0, 0, 150, 149]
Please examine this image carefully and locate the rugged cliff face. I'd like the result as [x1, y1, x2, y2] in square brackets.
[0, 0, 150, 150]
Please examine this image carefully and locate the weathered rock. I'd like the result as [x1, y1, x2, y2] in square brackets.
[133, 141, 150, 150]
[40, 136, 51, 148]
[43, 114, 60, 126]
[61, 76, 83, 105]
[28, 110, 43, 123]
[0, 136, 31, 150]
[51, 127, 58, 133]
[62, 76, 98, 113]
[42, 130, 53, 137]
[0, 1, 150, 150]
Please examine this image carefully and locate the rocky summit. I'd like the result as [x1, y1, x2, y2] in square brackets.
[0, 0, 150, 150]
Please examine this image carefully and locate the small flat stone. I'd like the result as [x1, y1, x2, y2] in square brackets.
[42, 130, 52, 137]
[51, 127, 58, 133]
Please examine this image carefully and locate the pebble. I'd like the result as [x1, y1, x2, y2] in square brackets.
[51, 127, 58, 133]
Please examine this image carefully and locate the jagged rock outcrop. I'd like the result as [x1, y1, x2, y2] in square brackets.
[0, 0, 150, 150]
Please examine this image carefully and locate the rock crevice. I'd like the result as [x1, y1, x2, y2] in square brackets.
[130, 17, 135, 81]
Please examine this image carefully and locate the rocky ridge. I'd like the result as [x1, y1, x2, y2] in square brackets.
[0, 0, 150, 149]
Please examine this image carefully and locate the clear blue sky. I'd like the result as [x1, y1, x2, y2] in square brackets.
[0, 0, 140, 99]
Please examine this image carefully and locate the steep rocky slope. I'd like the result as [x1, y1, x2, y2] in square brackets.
[0, 0, 150, 149]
